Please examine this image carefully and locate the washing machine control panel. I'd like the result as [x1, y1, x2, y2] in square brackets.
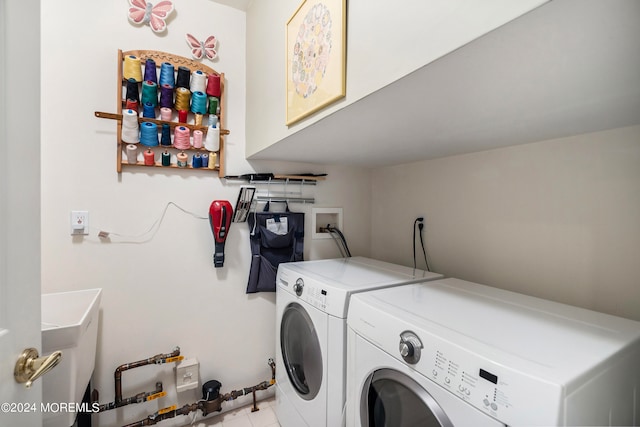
[422, 342, 520, 421]
[360, 324, 558, 425]
[291, 277, 328, 311]
[278, 269, 338, 314]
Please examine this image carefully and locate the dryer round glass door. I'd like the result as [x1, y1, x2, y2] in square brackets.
[280, 302, 323, 400]
[362, 369, 454, 427]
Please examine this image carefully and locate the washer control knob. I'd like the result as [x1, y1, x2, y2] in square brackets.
[399, 331, 422, 364]
[293, 278, 304, 297]
[399, 342, 413, 357]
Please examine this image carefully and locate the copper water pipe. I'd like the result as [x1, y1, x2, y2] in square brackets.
[98, 382, 163, 412]
[121, 359, 276, 427]
[121, 402, 200, 427]
[122, 381, 275, 427]
[114, 347, 181, 405]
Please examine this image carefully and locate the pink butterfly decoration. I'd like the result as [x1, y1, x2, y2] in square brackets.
[186, 34, 218, 60]
[128, 0, 174, 33]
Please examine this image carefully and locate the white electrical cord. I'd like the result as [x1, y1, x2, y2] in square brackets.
[92, 201, 207, 244]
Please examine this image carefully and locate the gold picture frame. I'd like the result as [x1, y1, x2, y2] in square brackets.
[286, 0, 346, 126]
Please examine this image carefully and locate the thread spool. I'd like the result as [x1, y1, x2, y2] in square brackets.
[206, 74, 221, 97]
[160, 107, 172, 121]
[141, 80, 158, 107]
[123, 55, 143, 82]
[191, 91, 207, 115]
[202, 153, 209, 168]
[125, 99, 139, 112]
[178, 110, 188, 123]
[208, 114, 218, 128]
[192, 153, 203, 168]
[190, 70, 207, 93]
[122, 124, 140, 144]
[142, 102, 156, 119]
[159, 62, 175, 87]
[177, 151, 188, 168]
[140, 122, 159, 147]
[126, 79, 139, 102]
[176, 66, 191, 89]
[208, 97, 219, 115]
[122, 109, 139, 128]
[126, 144, 138, 164]
[159, 84, 174, 108]
[194, 114, 203, 127]
[208, 152, 217, 169]
[161, 150, 171, 166]
[160, 124, 172, 146]
[174, 87, 191, 112]
[204, 126, 220, 152]
[193, 130, 203, 148]
[143, 149, 155, 166]
[173, 126, 191, 150]
[144, 58, 158, 83]
[121, 109, 140, 144]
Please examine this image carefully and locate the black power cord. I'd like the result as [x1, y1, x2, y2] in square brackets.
[413, 217, 422, 269]
[327, 224, 352, 258]
[413, 217, 431, 271]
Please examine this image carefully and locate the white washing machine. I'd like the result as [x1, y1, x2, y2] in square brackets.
[274, 257, 443, 427]
[346, 278, 640, 426]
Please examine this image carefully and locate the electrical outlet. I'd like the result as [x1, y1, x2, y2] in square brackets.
[70, 211, 89, 235]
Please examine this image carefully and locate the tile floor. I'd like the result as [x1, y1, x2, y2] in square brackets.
[187, 397, 280, 427]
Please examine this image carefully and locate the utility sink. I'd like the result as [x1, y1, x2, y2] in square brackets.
[41, 288, 102, 427]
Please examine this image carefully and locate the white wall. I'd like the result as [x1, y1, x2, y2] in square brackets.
[371, 125, 640, 321]
[245, 0, 547, 157]
[39, 2, 370, 426]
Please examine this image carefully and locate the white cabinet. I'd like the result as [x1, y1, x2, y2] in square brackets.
[245, 0, 548, 161]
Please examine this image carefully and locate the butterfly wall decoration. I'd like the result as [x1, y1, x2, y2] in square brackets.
[186, 34, 218, 60]
[128, 0, 174, 33]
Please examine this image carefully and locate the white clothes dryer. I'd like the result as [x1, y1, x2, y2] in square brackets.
[346, 278, 640, 427]
[274, 257, 443, 427]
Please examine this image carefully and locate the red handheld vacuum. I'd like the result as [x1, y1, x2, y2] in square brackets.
[209, 200, 233, 268]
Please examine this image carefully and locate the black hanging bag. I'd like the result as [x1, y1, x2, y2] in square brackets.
[246, 202, 304, 293]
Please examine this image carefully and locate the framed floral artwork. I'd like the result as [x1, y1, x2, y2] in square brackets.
[286, 0, 346, 126]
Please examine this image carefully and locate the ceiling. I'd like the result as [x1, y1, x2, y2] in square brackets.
[252, 0, 640, 167]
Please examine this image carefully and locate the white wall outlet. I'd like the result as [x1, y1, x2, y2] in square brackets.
[312, 207, 343, 239]
[175, 358, 199, 392]
[70, 211, 89, 235]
